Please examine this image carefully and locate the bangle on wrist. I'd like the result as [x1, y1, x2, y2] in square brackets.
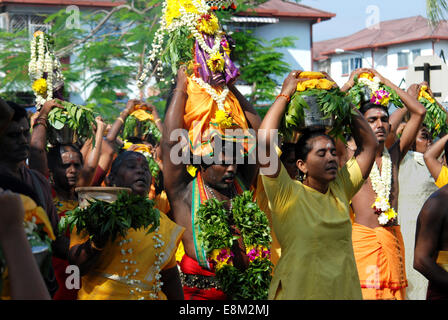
[117, 117, 124, 124]
[33, 117, 48, 129]
[276, 94, 291, 103]
[155, 118, 162, 123]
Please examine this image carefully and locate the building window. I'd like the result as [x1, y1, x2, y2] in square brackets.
[342, 57, 362, 75]
[412, 49, 421, 63]
[397, 52, 410, 68]
[342, 59, 349, 75]
[7, 14, 50, 38]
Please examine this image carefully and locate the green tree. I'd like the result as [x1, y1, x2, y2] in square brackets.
[0, 0, 297, 120]
[427, 0, 448, 25]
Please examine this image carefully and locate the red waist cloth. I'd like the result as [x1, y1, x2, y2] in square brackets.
[179, 254, 227, 300]
[52, 257, 79, 300]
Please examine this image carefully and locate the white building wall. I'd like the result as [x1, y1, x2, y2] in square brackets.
[325, 40, 437, 89]
[254, 18, 312, 72]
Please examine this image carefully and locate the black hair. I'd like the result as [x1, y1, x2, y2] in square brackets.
[359, 102, 389, 117]
[280, 142, 296, 163]
[7, 101, 28, 122]
[0, 173, 43, 208]
[294, 129, 335, 162]
[47, 144, 84, 171]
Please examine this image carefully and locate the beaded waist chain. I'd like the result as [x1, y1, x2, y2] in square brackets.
[179, 271, 221, 290]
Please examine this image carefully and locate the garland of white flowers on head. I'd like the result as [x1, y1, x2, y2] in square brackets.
[28, 31, 65, 109]
[370, 148, 398, 225]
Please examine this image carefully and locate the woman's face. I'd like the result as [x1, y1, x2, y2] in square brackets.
[52, 148, 82, 190]
[415, 127, 432, 154]
[110, 153, 152, 196]
[297, 136, 339, 184]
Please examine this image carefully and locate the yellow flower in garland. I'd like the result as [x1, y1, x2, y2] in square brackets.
[296, 78, 335, 92]
[318, 79, 335, 90]
[197, 14, 220, 35]
[33, 30, 44, 38]
[299, 71, 325, 79]
[359, 72, 374, 81]
[214, 109, 233, 129]
[165, 0, 199, 26]
[385, 208, 398, 220]
[32, 78, 48, 97]
[207, 51, 225, 73]
[418, 85, 435, 104]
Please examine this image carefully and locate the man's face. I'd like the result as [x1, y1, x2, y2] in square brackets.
[364, 108, 390, 143]
[0, 118, 30, 164]
[52, 148, 83, 189]
[111, 153, 152, 196]
[201, 150, 238, 192]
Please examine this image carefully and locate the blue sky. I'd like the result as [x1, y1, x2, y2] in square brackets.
[300, 0, 428, 42]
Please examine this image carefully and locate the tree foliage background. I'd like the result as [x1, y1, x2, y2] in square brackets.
[0, 0, 295, 121]
[1, 0, 446, 121]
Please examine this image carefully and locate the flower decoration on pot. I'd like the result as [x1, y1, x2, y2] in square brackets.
[418, 85, 447, 138]
[281, 71, 354, 142]
[137, 0, 239, 113]
[122, 105, 162, 143]
[28, 31, 65, 110]
[348, 72, 403, 109]
[46, 99, 96, 146]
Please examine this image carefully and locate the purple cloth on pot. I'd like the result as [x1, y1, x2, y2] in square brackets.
[195, 33, 239, 86]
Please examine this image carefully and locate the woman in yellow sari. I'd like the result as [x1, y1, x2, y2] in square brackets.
[69, 151, 184, 300]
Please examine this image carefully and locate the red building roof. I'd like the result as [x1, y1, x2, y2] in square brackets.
[242, 0, 335, 22]
[314, 16, 448, 61]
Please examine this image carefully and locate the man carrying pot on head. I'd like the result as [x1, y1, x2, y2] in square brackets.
[341, 68, 427, 300]
[258, 70, 378, 300]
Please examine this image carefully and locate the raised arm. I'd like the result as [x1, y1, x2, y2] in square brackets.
[414, 193, 448, 289]
[29, 100, 63, 177]
[77, 116, 106, 187]
[385, 107, 408, 149]
[424, 133, 448, 181]
[370, 70, 426, 161]
[258, 70, 302, 178]
[351, 107, 378, 179]
[228, 83, 262, 131]
[161, 66, 191, 194]
[105, 99, 139, 144]
[340, 68, 372, 93]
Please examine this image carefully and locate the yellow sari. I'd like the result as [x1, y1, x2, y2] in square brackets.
[70, 212, 184, 300]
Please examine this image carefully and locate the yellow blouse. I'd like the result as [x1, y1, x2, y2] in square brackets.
[262, 158, 364, 300]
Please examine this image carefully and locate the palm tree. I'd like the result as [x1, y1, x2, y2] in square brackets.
[426, 0, 448, 25]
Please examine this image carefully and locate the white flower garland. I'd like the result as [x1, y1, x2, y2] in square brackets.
[358, 76, 381, 95]
[119, 226, 164, 300]
[369, 148, 398, 225]
[28, 32, 65, 109]
[138, 0, 224, 90]
[191, 75, 229, 110]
